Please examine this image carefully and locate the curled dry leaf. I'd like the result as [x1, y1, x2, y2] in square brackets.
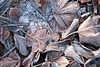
[46, 51, 63, 61]
[22, 52, 35, 67]
[64, 45, 84, 64]
[0, 50, 20, 67]
[26, 29, 51, 52]
[0, 27, 10, 43]
[54, 56, 69, 67]
[78, 0, 98, 3]
[92, 48, 100, 56]
[72, 41, 94, 58]
[45, 42, 67, 52]
[78, 16, 100, 47]
[68, 61, 81, 67]
[49, 0, 79, 28]
[9, 7, 23, 21]
[62, 19, 79, 38]
[14, 34, 29, 56]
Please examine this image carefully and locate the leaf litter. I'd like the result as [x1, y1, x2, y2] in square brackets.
[0, 0, 100, 67]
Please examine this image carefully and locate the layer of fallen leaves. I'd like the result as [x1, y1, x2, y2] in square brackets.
[0, 0, 100, 67]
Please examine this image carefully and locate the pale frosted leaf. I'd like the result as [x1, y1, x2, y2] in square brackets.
[45, 42, 67, 52]
[92, 48, 100, 56]
[57, 0, 69, 11]
[64, 45, 84, 64]
[78, 16, 100, 47]
[48, 1, 79, 28]
[14, 34, 28, 56]
[62, 19, 79, 38]
[72, 41, 94, 58]
[26, 29, 51, 52]
[57, 2, 79, 14]
[55, 56, 69, 67]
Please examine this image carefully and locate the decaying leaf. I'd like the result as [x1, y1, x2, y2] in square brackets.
[54, 56, 69, 67]
[45, 42, 67, 52]
[46, 51, 63, 61]
[64, 45, 84, 64]
[71, 41, 94, 58]
[0, 27, 10, 42]
[49, 0, 79, 28]
[14, 34, 29, 56]
[78, 0, 98, 3]
[26, 29, 51, 52]
[41, 62, 51, 67]
[9, 7, 23, 21]
[0, 50, 20, 67]
[78, 16, 100, 47]
[22, 52, 35, 67]
[68, 61, 81, 67]
[92, 48, 100, 56]
[62, 19, 79, 38]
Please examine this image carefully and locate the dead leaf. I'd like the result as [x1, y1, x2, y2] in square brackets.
[41, 62, 51, 67]
[54, 56, 69, 67]
[14, 34, 29, 56]
[49, 0, 79, 28]
[62, 19, 79, 38]
[26, 29, 51, 52]
[0, 27, 10, 43]
[78, 16, 100, 47]
[46, 51, 63, 61]
[45, 42, 67, 52]
[68, 61, 81, 67]
[9, 7, 23, 21]
[72, 41, 94, 58]
[78, 0, 98, 3]
[0, 50, 20, 67]
[92, 48, 100, 56]
[48, 18, 65, 32]
[22, 52, 35, 67]
[64, 45, 84, 64]
[50, 32, 59, 42]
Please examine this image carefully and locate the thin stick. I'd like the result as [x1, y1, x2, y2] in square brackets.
[0, 7, 9, 16]
[0, 46, 16, 59]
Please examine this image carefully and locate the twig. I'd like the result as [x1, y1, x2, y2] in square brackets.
[0, 46, 16, 59]
[0, 7, 9, 16]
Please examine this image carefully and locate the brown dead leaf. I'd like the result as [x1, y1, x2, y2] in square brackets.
[0, 27, 10, 42]
[9, 7, 23, 21]
[22, 52, 35, 67]
[50, 0, 79, 28]
[54, 56, 69, 67]
[23, 29, 51, 67]
[78, 16, 100, 47]
[14, 34, 29, 56]
[26, 29, 51, 52]
[64, 45, 84, 64]
[0, 50, 20, 67]
[78, 0, 98, 3]
[48, 18, 65, 32]
[46, 51, 63, 61]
